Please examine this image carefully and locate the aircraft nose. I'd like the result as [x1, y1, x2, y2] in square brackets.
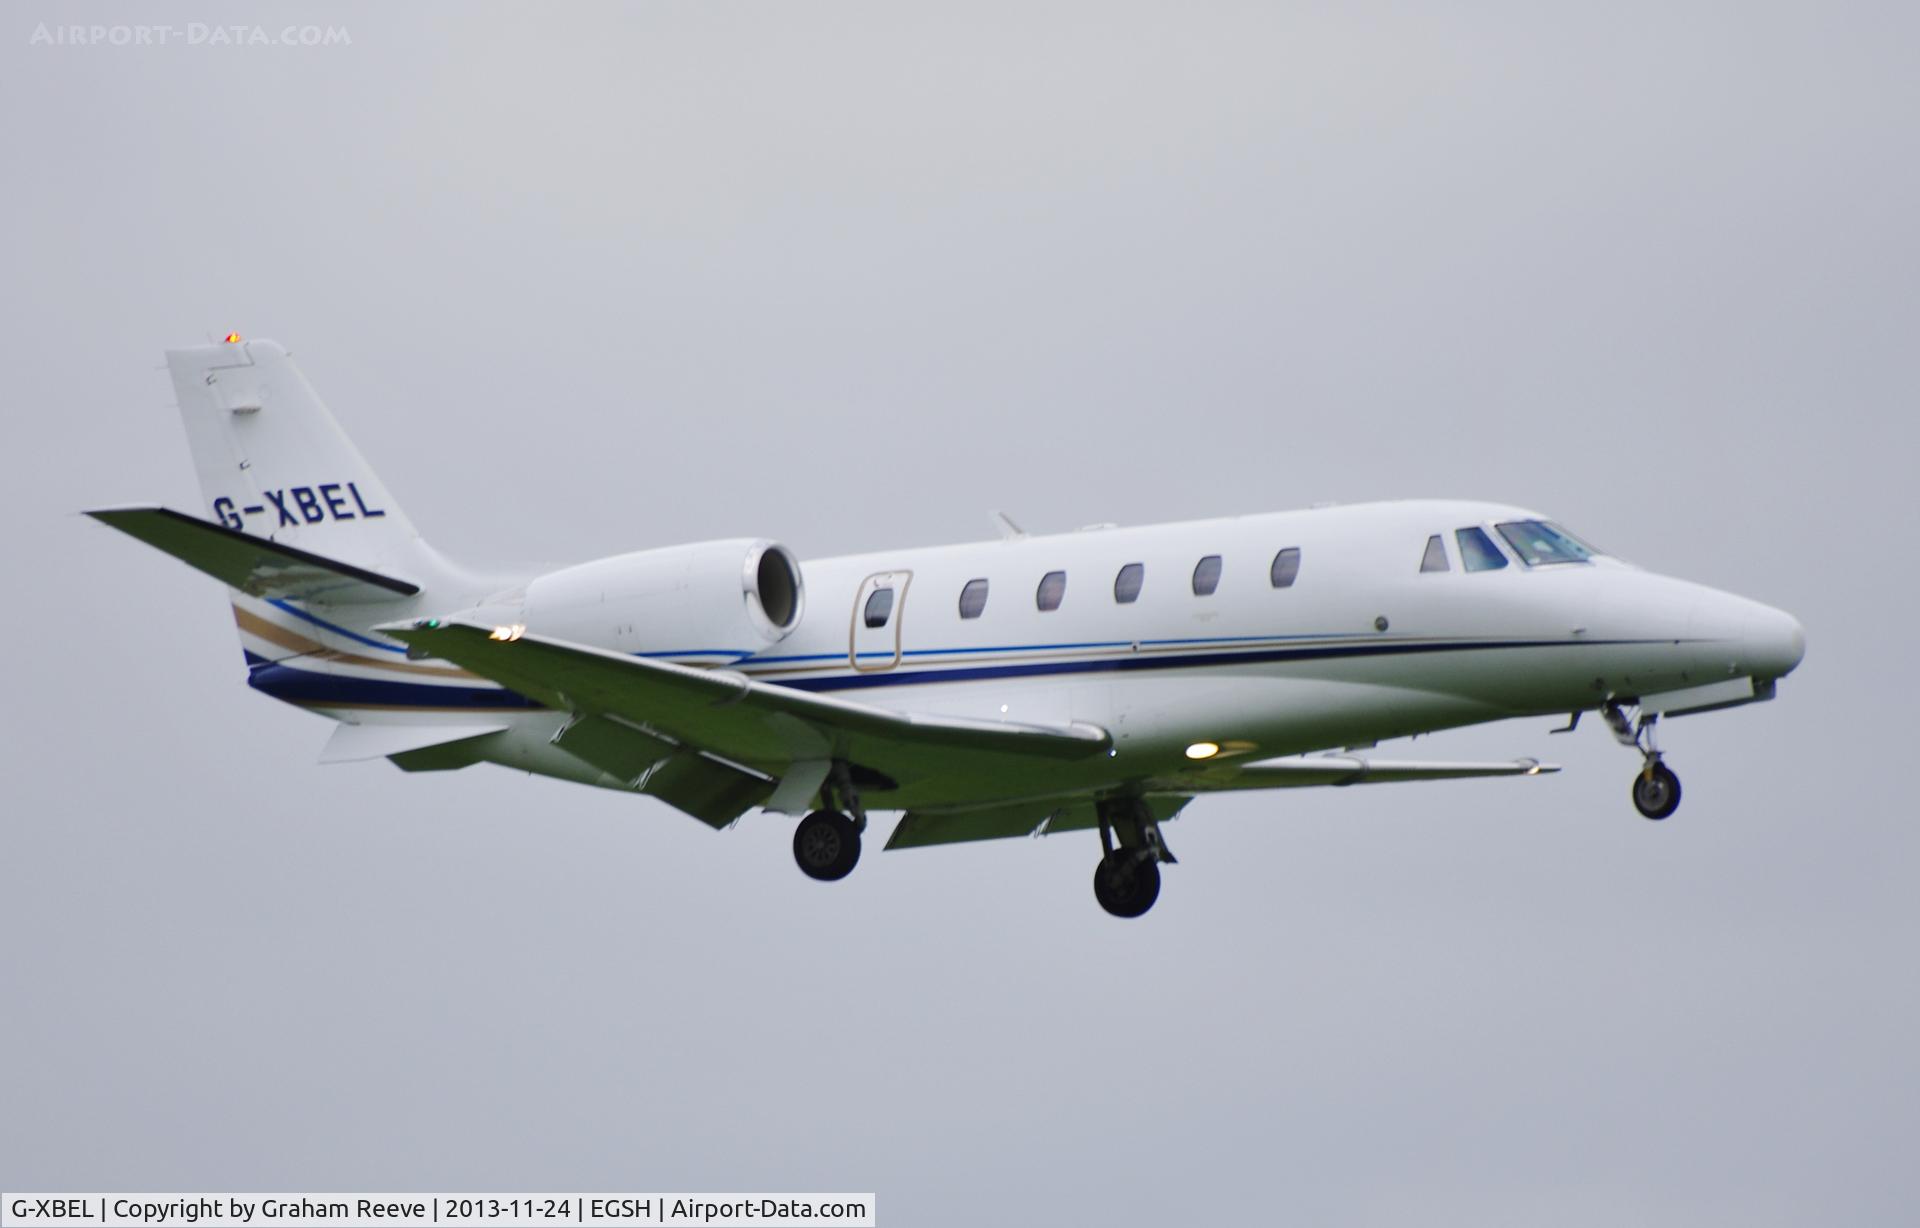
[1746, 603, 1806, 679]
[1684, 587, 1805, 681]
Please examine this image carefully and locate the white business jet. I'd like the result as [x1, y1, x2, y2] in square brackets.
[91, 337, 1805, 916]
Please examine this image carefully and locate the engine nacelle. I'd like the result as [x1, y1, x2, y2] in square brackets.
[514, 538, 804, 661]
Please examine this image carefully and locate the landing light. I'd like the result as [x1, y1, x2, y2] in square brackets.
[1185, 742, 1221, 761]
[489, 623, 526, 642]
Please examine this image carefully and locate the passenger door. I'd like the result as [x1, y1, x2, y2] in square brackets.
[850, 570, 911, 672]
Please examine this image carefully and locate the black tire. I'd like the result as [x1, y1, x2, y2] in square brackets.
[1632, 762, 1682, 821]
[793, 810, 861, 881]
[1092, 851, 1161, 918]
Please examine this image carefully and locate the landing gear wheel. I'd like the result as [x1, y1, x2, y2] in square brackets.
[1093, 851, 1161, 918]
[793, 810, 861, 880]
[1632, 762, 1682, 821]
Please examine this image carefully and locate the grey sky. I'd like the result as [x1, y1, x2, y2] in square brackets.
[3, 3, 1915, 1223]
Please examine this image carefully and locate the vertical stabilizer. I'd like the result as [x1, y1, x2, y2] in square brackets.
[90, 337, 515, 721]
[166, 337, 429, 583]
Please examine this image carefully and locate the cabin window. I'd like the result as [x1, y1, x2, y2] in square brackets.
[1456, 527, 1509, 572]
[1192, 555, 1223, 596]
[957, 578, 989, 619]
[1420, 534, 1451, 573]
[863, 587, 895, 628]
[1269, 547, 1301, 588]
[1114, 563, 1144, 604]
[1036, 570, 1067, 612]
[1496, 520, 1597, 566]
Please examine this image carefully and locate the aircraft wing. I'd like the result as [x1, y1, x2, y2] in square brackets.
[88, 506, 420, 603]
[377, 620, 1112, 826]
[883, 755, 1552, 850]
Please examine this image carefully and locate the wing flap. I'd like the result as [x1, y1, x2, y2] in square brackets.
[639, 753, 773, 829]
[549, 714, 771, 828]
[88, 506, 419, 603]
[551, 714, 677, 781]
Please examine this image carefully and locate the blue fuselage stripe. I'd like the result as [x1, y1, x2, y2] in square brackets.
[267, 599, 409, 653]
[777, 637, 1621, 691]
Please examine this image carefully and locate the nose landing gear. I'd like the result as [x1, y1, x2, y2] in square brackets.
[1632, 761, 1682, 821]
[1605, 702, 1683, 821]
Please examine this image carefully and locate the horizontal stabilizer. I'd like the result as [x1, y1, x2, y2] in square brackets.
[87, 506, 420, 604]
[319, 721, 509, 764]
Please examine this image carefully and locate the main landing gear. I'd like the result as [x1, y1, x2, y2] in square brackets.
[792, 762, 867, 881]
[1604, 702, 1683, 821]
[1093, 797, 1176, 919]
[793, 810, 860, 880]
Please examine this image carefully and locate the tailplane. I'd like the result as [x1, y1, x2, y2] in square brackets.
[84, 506, 421, 604]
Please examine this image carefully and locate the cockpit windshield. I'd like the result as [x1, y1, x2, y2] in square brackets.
[1495, 520, 1599, 566]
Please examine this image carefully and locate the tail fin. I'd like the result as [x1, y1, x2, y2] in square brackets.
[89, 337, 506, 704]
[164, 336, 434, 582]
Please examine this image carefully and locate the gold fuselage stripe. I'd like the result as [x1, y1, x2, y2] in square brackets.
[231, 605, 481, 680]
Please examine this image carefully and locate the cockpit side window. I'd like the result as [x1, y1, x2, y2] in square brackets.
[1496, 520, 1598, 566]
[1456, 527, 1509, 572]
[1420, 534, 1450, 573]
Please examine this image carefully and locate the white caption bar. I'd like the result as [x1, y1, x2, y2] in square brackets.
[1, 1196, 874, 1228]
